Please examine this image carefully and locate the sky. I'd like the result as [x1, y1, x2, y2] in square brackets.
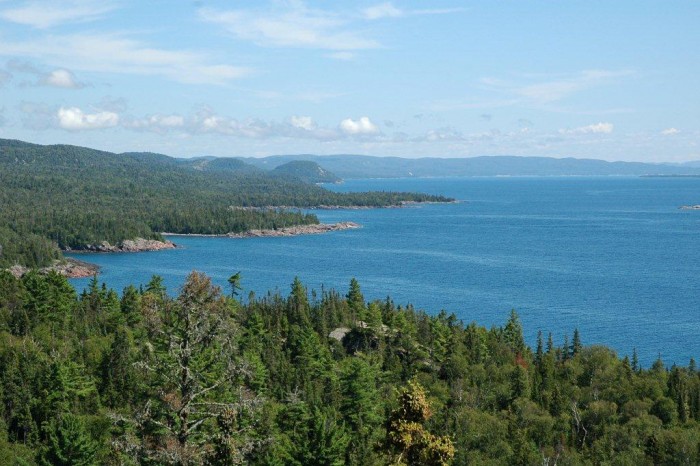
[0, 0, 698, 162]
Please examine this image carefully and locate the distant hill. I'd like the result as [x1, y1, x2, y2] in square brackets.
[272, 160, 340, 183]
[0, 139, 449, 267]
[180, 157, 261, 174]
[241, 154, 700, 179]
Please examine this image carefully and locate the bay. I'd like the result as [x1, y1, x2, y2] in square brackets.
[68, 176, 700, 367]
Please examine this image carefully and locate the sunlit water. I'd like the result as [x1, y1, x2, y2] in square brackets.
[69, 177, 700, 367]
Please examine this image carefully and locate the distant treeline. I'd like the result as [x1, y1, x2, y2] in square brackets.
[0, 271, 698, 464]
[0, 139, 451, 267]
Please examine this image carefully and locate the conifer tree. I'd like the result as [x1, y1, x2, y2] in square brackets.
[572, 328, 582, 356]
[127, 272, 252, 464]
[346, 278, 365, 321]
[289, 277, 311, 327]
[503, 310, 525, 356]
[387, 379, 455, 465]
[39, 414, 98, 466]
[632, 348, 640, 372]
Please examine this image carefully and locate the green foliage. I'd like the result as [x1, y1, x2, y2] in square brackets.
[0, 271, 699, 465]
[387, 380, 455, 466]
[271, 160, 341, 183]
[39, 414, 98, 466]
[0, 139, 452, 267]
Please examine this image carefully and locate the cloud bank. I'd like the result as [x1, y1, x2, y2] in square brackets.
[57, 107, 119, 130]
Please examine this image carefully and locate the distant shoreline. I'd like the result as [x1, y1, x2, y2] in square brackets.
[51, 223, 361, 278]
[229, 200, 460, 211]
[162, 221, 361, 238]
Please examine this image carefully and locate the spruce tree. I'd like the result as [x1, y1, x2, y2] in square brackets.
[39, 414, 98, 466]
[572, 328, 582, 356]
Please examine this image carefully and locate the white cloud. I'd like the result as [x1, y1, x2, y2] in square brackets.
[0, 33, 251, 85]
[340, 116, 379, 135]
[42, 69, 84, 88]
[363, 3, 403, 20]
[5, 60, 87, 88]
[559, 122, 614, 135]
[363, 2, 463, 20]
[199, 5, 380, 51]
[0, 0, 116, 29]
[290, 115, 316, 130]
[192, 110, 276, 138]
[125, 114, 185, 132]
[57, 106, 119, 130]
[661, 127, 680, 136]
[424, 128, 464, 142]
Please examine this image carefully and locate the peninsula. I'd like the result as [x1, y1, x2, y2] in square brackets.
[0, 138, 452, 270]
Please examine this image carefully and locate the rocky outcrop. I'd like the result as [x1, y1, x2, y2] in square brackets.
[163, 222, 361, 239]
[7, 258, 100, 279]
[225, 222, 360, 238]
[680, 205, 700, 210]
[76, 238, 176, 252]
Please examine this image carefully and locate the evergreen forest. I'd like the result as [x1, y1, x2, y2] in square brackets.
[0, 271, 698, 465]
[0, 139, 451, 268]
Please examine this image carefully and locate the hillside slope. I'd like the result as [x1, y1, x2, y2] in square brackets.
[272, 160, 341, 183]
[0, 139, 450, 268]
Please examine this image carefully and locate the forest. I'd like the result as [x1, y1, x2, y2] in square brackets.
[0, 139, 451, 268]
[1, 270, 699, 465]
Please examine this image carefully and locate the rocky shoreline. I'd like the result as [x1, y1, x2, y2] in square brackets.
[5, 225, 358, 279]
[163, 221, 361, 238]
[228, 200, 460, 211]
[8, 258, 100, 279]
[67, 237, 177, 253]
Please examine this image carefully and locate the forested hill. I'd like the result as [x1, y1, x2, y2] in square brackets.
[0, 139, 451, 268]
[0, 271, 698, 464]
[272, 160, 341, 183]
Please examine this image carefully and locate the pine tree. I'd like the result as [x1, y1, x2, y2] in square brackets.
[511, 365, 531, 401]
[228, 271, 242, 297]
[572, 328, 582, 356]
[546, 332, 554, 354]
[289, 277, 311, 327]
[99, 328, 135, 408]
[128, 272, 253, 464]
[503, 310, 525, 356]
[340, 356, 383, 464]
[39, 414, 98, 466]
[632, 348, 640, 372]
[535, 330, 544, 370]
[346, 278, 365, 322]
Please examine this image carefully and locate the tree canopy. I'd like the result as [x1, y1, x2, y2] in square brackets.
[0, 271, 699, 464]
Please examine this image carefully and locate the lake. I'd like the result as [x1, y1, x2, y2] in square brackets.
[68, 176, 700, 367]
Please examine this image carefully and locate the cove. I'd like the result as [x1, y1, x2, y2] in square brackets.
[68, 176, 700, 367]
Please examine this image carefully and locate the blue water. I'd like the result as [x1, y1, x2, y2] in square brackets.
[68, 177, 700, 367]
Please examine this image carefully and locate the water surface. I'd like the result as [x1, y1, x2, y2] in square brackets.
[69, 177, 700, 367]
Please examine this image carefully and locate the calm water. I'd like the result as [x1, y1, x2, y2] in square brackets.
[69, 177, 700, 367]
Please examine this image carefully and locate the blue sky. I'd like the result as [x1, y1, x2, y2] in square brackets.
[0, 0, 698, 161]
